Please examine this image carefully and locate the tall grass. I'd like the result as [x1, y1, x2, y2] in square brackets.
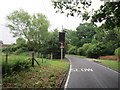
[2, 53, 31, 76]
[3, 55, 69, 88]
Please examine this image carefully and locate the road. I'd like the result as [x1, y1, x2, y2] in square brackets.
[65, 55, 119, 89]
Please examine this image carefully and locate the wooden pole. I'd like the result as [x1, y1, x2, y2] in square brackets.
[42, 55, 43, 63]
[51, 52, 53, 60]
[61, 43, 63, 61]
[5, 52, 8, 73]
[32, 52, 34, 67]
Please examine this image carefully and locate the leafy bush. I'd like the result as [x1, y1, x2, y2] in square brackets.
[81, 43, 91, 56]
[115, 47, 120, 58]
[2, 60, 30, 77]
[77, 47, 83, 55]
[2, 45, 20, 53]
[15, 47, 28, 54]
[86, 42, 107, 58]
[105, 41, 117, 55]
[68, 46, 77, 55]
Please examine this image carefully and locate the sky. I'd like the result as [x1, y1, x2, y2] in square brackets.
[0, 0, 104, 44]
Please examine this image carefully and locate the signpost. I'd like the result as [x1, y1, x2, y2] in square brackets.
[59, 26, 65, 60]
[60, 43, 64, 60]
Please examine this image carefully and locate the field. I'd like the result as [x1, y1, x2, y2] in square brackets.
[2, 53, 69, 88]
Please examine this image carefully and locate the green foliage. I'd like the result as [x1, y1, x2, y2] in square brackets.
[79, 38, 92, 46]
[2, 54, 31, 76]
[105, 41, 117, 55]
[76, 23, 96, 39]
[81, 43, 91, 56]
[115, 47, 120, 58]
[52, 1, 120, 29]
[16, 38, 26, 46]
[92, 2, 120, 29]
[94, 30, 106, 42]
[76, 23, 97, 47]
[14, 47, 28, 54]
[3, 56, 69, 88]
[100, 61, 120, 71]
[44, 29, 61, 59]
[68, 46, 77, 55]
[7, 9, 50, 53]
[52, 0, 92, 17]
[2, 45, 17, 53]
[66, 29, 79, 46]
[86, 42, 107, 58]
[77, 47, 83, 55]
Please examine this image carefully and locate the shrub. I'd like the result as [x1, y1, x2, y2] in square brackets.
[2, 60, 31, 76]
[81, 43, 91, 56]
[68, 46, 77, 55]
[115, 47, 120, 61]
[77, 47, 83, 55]
[105, 41, 117, 55]
[2, 45, 18, 53]
[86, 42, 107, 58]
[15, 47, 28, 54]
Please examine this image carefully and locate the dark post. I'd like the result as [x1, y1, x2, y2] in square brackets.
[42, 55, 43, 63]
[32, 52, 34, 67]
[59, 32, 65, 42]
[5, 52, 8, 73]
[59, 32, 65, 60]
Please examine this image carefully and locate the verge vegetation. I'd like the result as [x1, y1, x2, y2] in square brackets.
[2, 53, 69, 88]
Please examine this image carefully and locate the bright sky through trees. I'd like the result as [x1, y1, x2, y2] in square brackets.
[0, 0, 103, 44]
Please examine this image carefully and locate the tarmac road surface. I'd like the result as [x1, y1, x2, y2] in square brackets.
[65, 55, 119, 89]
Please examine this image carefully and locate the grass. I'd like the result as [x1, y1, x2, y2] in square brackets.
[68, 54, 120, 72]
[2, 53, 31, 76]
[2, 53, 69, 88]
[2, 53, 29, 64]
[99, 60, 120, 71]
[69, 54, 87, 58]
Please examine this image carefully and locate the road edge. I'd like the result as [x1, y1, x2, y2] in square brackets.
[64, 55, 72, 89]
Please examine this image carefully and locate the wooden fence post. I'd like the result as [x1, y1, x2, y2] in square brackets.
[5, 52, 8, 73]
[42, 55, 43, 63]
[32, 52, 34, 67]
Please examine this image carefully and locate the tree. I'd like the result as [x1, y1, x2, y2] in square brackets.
[16, 38, 26, 46]
[81, 43, 91, 56]
[86, 42, 107, 58]
[65, 29, 79, 46]
[7, 9, 50, 53]
[52, 1, 120, 29]
[43, 29, 61, 59]
[92, 2, 120, 29]
[76, 23, 97, 46]
[52, 0, 92, 17]
[68, 46, 77, 55]
[94, 27, 120, 48]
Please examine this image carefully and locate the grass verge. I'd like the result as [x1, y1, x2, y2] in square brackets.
[68, 54, 120, 72]
[68, 54, 87, 58]
[99, 60, 120, 72]
[2, 57, 69, 88]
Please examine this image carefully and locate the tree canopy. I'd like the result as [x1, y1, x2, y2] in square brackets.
[92, 2, 120, 29]
[7, 9, 50, 52]
[52, 1, 120, 29]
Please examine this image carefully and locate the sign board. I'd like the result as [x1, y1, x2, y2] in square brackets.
[60, 44, 64, 48]
[59, 32, 65, 42]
